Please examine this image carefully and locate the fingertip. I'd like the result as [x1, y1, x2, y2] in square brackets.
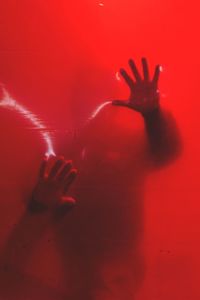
[47, 154, 56, 162]
[155, 64, 160, 70]
[68, 169, 78, 182]
[58, 155, 65, 160]
[141, 57, 148, 66]
[159, 65, 163, 72]
[128, 58, 135, 66]
[71, 168, 78, 176]
[65, 168, 78, 179]
[68, 197, 76, 206]
[54, 197, 77, 219]
[60, 196, 76, 206]
[65, 159, 73, 166]
[63, 169, 78, 193]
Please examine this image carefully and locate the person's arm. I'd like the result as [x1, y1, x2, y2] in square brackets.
[113, 57, 182, 167]
[28, 155, 77, 214]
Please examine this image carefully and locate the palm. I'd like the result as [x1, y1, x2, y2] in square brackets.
[113, 58, 161, 115]
[33, 179, 64, 207]
[30, 156, 77, 213]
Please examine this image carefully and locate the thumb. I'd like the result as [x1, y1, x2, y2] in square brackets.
[112, 100, 129, 107]
[54, 197, 76, 219]
[59, 196, 76, 208]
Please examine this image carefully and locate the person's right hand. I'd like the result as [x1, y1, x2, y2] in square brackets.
[113, 58, 161, 116]
[29, 155, 77, 213]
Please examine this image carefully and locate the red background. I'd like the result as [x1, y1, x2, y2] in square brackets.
[0, 0, 200, 299]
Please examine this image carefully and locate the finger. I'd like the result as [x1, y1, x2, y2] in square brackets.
[59, 196, 76, 207]
[46, 154, 57, 167]
[57, 160, 73, 182]
[54, 197, 76, 219]
[142, 57, 149, 81]
[39, 157, 48, 179]
[120, 68, 135, 89]
[152, 65, 160, 85]
[48, 154, 57, 161]
[63, 169, 77, 194]
[128, 59, 142, 82]
[48, 158, 64, 180]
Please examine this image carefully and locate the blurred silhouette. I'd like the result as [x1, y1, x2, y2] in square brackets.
[0, 106, 77, 300]
[54, 58, 182, 299]
[0, 58, 182, 300]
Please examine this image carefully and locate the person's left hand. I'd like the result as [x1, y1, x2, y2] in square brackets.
[113, 57, 161, 115]
[29, 155, 77, 213]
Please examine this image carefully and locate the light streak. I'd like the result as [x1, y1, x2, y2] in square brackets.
[159, 65, 163, 72]
[0, 88, 55, 157]
[90, 101, 111, 119]
[115, 71, 121, 81]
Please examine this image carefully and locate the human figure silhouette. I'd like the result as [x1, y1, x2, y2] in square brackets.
[0, 58, 181, 300]
[53, 58, 182, 299]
